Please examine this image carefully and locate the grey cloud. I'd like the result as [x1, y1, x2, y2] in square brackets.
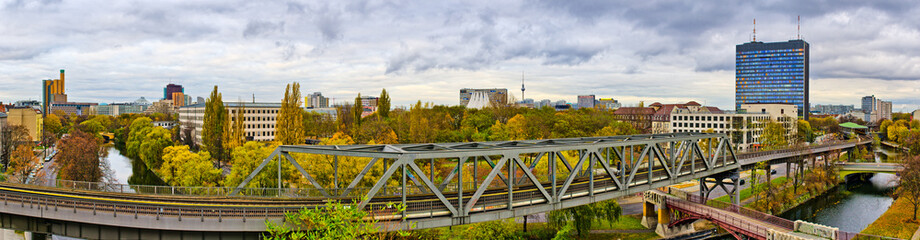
[243, 20, 285, 38]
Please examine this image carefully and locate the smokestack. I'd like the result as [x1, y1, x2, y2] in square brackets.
[59, 69, 65, 93]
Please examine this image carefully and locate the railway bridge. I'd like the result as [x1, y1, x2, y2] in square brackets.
[0, 133, 869, 239]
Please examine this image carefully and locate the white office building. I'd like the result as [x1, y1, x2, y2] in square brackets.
[178, 102, 282, 143]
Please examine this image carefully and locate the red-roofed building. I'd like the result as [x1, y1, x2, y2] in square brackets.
[613, 107, 656, 133]
[648, 101, 722, 134]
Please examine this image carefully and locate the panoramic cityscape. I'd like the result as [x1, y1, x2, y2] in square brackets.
[1, 1, 919, 240]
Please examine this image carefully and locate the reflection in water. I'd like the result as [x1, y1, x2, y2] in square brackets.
[780, 173, 896, 233]
[104, 147, 165, 186]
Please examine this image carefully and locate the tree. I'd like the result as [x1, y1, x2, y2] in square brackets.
[224, 103, 246, 153]
[6, 145, 39, 183]
[159, 145, 222, 187]
[78, 119, 105, 137]
[897, 155, 920, 220]
[1, 125, 31, 171]
[264, 200, 407, 240]
[125, 117, 154, 159]
[223, 141, 296, 190]
[378, 89, 391, 119]
[43, 114, 64, 136]
[57, 131, 103, 182]
[796, 120, 813, 143]
[202, 86, 228, 167]
[548, 200, 621, 237]
[134, 126, 173, 170]
[277, 82, 306, 145]
[353, 93, 364, 127]
[880, 119, 894, 140]
[761, 120, 788, 150]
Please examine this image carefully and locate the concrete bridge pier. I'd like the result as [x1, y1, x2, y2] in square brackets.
[641, 192, 694, 238]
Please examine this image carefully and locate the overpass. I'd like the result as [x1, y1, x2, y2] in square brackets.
[643, 188, 897, 240]
[0, 133, 870, 238]
[837, 162, 902, 173]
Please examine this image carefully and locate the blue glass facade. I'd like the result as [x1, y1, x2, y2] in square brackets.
[735, 40, 809, 120]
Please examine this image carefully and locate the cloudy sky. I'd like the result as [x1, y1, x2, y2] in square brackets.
[1, 0, 918, 111]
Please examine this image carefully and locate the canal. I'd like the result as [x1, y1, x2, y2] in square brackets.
[779, 173, 897, 233]
[102, 146, 165, 186]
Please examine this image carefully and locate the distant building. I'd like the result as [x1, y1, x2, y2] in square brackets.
[913, 109, 920, 121]
[305, 107, 338, 121]
[94, 102, 149, 116]
[812, 104, 854, 115]
[196, 97, 205, 105]
[145, 99, 177, 115]
[152, 121, 177, 130]
[50, 102, 98, 116]
[577, 95, 596, 109]
[648, 101, 722, 134]
[736, 40, 809, 120]
[6, 107, 43, 141]
[861, 95, 892, 123]
[171, 92, 186, 107]
[460, 88, 507, 107]
[612, 107, 656, 132]
[535, 99, 552, 109]
[597, 98, 621, 110]
[179, 102, 282, 143]
[360, 96, 379, 108]
[41, 69, 67, 117]
[164, 84, 184, 100]
[305, 92, 330, 109]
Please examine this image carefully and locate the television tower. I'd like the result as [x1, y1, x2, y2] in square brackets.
[521, 71, 526, 100]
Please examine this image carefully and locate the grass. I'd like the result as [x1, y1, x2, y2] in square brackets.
[582, 232, 660, 240]
[590, 214, 647, 230]
[861, 197, 920, 239]
[714, 177, 788, 203]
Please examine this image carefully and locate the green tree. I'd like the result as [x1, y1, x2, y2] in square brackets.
[277, 82, 306, 145]
[378, 89, 391, 118]
[224, 103, 246, 152]
[202, 86, 228, 167]
[43, 114, 64, 136]
[138, 127, 173, 170]
[761, 120, 788, 150]
[353, 93, 364, 127]
[78, 119, 105, 137]
[223, 141, 296, 190]
[125, 117, 154, 159]
[264, 200, 407, 240]
[796, 119, 813, 143]
[159, 145, 222, 187]
[548, 200, 621, 237]
[880, 119, 894, 140]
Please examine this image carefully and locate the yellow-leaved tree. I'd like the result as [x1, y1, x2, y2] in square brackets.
[159, 145, 222, 187]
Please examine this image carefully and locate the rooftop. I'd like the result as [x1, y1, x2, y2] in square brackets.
[180, 102, 283, 109]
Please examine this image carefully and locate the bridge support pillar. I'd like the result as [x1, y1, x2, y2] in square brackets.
[654, 204, 694, 237]
[640, 202, 656, 229]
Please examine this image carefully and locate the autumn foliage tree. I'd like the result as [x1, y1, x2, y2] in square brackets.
[378, 89, 391, 119]
[277, 82, 305, 145]
[57, 131, 103, 182]
[897, 155, 920, 221]
[1, 125, 31, 171]
[6, 145, 39, 183]
[203, 86, 228, 167]
[159, 145, 222, 187]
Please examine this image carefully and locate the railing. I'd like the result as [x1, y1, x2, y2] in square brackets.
[684, 193, 795, 230]
[9, 141, 862, 200]
[666, 197, 771, 238]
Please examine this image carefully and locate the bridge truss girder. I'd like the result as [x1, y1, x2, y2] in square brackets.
[232, 133, 741, 229]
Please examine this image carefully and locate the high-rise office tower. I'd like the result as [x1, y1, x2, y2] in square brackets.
[735, 39, 809, 119]
[164, 84, 184, 100]
[41, 69, 67, 116]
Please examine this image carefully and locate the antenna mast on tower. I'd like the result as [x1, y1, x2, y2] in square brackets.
[753, 18, 757, 42]
[797, 15, 801, 39]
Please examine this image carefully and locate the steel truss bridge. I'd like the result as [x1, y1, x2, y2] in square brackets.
[0, 133, 869, 238]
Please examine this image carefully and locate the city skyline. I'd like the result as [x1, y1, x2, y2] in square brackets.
[1, 1, 919, 111]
